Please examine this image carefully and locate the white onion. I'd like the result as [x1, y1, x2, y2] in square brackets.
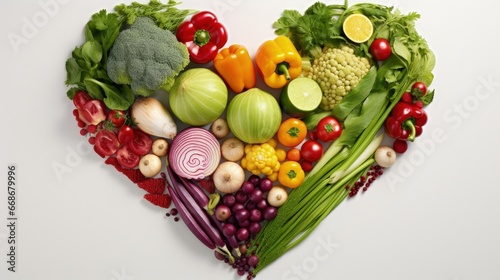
[168, 127, 221, 180]
[131, 97, 177, 139]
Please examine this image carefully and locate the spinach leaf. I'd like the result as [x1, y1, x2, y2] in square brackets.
[332, 66, 377, 121]
[337, 90, 389, 147]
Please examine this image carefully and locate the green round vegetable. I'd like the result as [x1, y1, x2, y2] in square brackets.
[227, 88, 282, 144]
[169, 68, 228, 126]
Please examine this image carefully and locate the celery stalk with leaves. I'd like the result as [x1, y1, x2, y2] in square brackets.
[250, 2, 436, 275]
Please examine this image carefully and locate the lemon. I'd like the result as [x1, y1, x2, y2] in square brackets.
[342, 13, 373, 43]
[280, 77, 322, 118]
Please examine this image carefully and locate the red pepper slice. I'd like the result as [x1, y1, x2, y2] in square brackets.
[176, 11, 228, 64]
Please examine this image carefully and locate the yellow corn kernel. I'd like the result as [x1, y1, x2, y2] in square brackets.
[266, 138, 278, 149]
[261, 166, 272, 175]
[268, 172, 278, 182]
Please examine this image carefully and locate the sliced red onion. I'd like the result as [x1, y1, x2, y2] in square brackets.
[169, 127, 221, 180]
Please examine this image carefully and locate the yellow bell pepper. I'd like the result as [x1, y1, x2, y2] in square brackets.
[213, 44, 256, 93]
[278, 161, 305, 189]
[241, 143, 281, 179]
[255, 36, 302, 89]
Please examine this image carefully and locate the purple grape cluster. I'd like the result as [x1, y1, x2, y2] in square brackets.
[215, 175, 278, 242]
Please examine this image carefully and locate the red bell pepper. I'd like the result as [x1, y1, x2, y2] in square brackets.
[384, 100, 427, 141]
[176, 11, 228, 64]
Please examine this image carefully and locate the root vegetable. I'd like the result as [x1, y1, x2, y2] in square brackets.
[267, 186, 288, 207]
[211, 118, 230, 139]
[131, 97, 177, 139]
[152, 138, 169, 157]
[374, 145, 397, 168]
[221, 137, 245, 162]
[139, 154, 162, 177]
[213, 161, 245, 194]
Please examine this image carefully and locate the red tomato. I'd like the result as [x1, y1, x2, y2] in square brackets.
[118, 125, 134, 144]
[411, 82, 427, 96]
[81, 100, 107, 126]
[300, 160, 313, 172]
[393, 139, 408, 154]
[107, 110, 126, 128]
[316, 116, 342, 142]
[94, 130, 120, 158]
[116, 145, 140, 168]
[73, 90, 92, 110]
[300, 140, 323, 163]
[129, 129, 152, 156]
[369, 38, 392, 61]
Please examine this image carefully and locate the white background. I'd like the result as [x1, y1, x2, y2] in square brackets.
[1, 0, 500, 279]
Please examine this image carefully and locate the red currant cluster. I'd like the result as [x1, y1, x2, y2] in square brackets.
[347, 165, 384, 197]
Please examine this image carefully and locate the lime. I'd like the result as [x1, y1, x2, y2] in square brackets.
[342, 13, 373, 43]
[280, 77, 322, 118]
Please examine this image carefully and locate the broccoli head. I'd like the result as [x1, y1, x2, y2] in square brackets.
[107, 16, 190, 96]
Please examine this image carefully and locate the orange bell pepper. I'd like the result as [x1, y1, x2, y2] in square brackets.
[213, 44, 256, 93]
[255, 36, 302, 89]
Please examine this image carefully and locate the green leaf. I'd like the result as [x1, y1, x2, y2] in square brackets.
[392, 37, 411, 64]
[102, 86, 134, 111]
[90, 9, 111, 31]
[65, 57, 83, 85]
[337, 90, 389, 147]
[83, 78, 105, 100]
[332, 66, 377, 121]
[66, 87, 80, 100]
[421, 89, 434, 105]
[84, 78, 133, 110]
[81, 40, 103, 64]
[120, 84, 135, 105]
[273, 9, 302, 32]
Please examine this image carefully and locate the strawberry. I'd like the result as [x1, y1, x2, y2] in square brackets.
[138, 177, 166, 195]
[105, 156, 146, 183]
[144, 193, 171, 208]
[104, 156, 123, 171]
[196, 176, 216, 194]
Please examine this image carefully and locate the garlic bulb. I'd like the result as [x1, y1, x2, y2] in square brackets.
[131, 97, 177, 139]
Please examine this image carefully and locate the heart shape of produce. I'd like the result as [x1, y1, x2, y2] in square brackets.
[64, 1, 436, 278]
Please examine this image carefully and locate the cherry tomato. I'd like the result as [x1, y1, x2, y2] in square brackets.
[128, 129, 152, 156]
[287, 148, 301, 162]
[316, 116, 342, 142]
[73, 90, 92, 110]
[369, 38, 392, 61]
[94, 130, 120, 158]
[277, 118, 308, 147]
[300, 140, 323, 163]
[116, 145, 140, 168]
[81, 100, 107, 126]
[411, 82, 427, 96]
[118, 125, 134, 144]
[300, 160, 313, 172]
[309, 131, 318, 141]
[393, 139, 408, 154]
[107, 110, 126, 128]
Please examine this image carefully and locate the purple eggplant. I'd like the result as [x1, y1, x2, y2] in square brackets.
[167, 167, 227, 249]
[166, 183, 215, 250]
